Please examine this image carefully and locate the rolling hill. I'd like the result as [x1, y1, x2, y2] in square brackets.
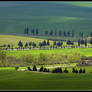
[0, 1, 92, 40]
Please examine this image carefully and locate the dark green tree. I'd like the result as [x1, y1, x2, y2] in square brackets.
[47, 40, 50, 46]
[50, 29, 53, 36]
[18, 41, 23, 48]
[36, 28, 39, 35]
[24, 25, 29, 35]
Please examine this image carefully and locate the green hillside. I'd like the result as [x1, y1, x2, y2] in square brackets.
[0, 34, 53, 47]
[0, 1, 92, 39]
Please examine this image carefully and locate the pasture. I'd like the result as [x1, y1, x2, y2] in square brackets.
[0, 66, 92, 90]
[0, 34, 53, 47]
[0, 1, 92, 40]
[7, 48, 92, 57]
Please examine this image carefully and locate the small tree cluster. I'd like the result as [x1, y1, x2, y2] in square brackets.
[39, 66, 50, 72]
[72, 68, 86, 73]
[27, 65, 37, 71]
[52, 68, 63, 73]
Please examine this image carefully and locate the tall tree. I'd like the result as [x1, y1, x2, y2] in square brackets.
[39, 42, 43, 48]
[42, 40, 47, 46]
[18, 41, 23, 48]
[79, 32, 83, 38]
[78, 39, 81, 47]
[59, 31, 62, 36]
[55, 30, 57, 36]
[89, 38, 92, 46]
[32, 42, 36, 48]
[84, 39, 87, 47]
[90, 32, 92, 37]
[63, 32, 66, 37]
[7, 44, 10, 48]
[53, 40, 56, 46]
[31, 29, 35, 35]
[29, 42, 32, 47]
[24, 25, 29, 35]
[72, 29, 75, 37]
[50, 29, 53, 36]
[36, 28, 39, 35]
[45, 31, 48, 36]
[25, 42, 28, 48]
[47, 40, 50, 46]
[67, 32, 71, 37]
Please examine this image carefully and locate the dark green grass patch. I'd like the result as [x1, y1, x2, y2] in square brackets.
[0, 66, 92, 90]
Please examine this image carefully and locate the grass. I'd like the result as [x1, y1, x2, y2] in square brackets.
[0, 34, 53, 47]
[7, 48, 92, 57]
[0, 66, 92, 90]
[64, 2, 92, 7]
[0, 1, 92, 40]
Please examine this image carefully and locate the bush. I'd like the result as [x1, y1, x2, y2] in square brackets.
[27, 67, 32, 71]
[47, 69, 50, 72]
[83, 68, 86, 73]
[15, 66, 19, 70]
[64, 68, 68, 73]
[33, 65, 37, 71]
[79, 68, 82, 73]
[39, 66, 44, 72]
[52, 68, 62, 73]
[43, 68, 48, 72]
[52, 69, 56, 73]
[72, 68, 75, 73]
[75, 69, 78, 74]
[59, 68, 62, 73]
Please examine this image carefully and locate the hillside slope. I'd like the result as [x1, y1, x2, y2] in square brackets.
[0, 1, 92, 38]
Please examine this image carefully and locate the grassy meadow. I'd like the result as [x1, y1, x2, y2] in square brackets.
[0, 66, 92, 90]
[7, 48, 92, 57]
[0, 34, 53, 47]
[0, 1, 92, 40]
[1, 1, 92, 90]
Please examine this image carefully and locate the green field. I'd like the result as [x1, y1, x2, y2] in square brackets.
[1, 1, 92, 90]
[0, 66, 92, 90]
[7, 48, 92, 57]
[0, 1, 92, 40]
[0, 34, 53, 47]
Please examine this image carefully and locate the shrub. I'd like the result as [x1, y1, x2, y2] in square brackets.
[72, 68, 75, 73]
[83, 68, 86, 73]
[15, 66, 19, 70]
[33, 65, 37, 71]
[64, 68, 69, 73]
[43, 68, 48, 72]
[39, 66, 44, 72]
[59, 68, 62, 73]
[52, 68, 62, 73]
[75, 69, 78, 74]
[47, 69, 50, 72]
[52, 69, 56, 73]
[79, 68, 82, 73]
[27, 67, 32, 71]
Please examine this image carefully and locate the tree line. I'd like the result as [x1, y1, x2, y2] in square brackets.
[24, 25, 92, 38]
[24, 26, 92, 38]
[3, 38, 92, 50]
[15, 65, 86, 74]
